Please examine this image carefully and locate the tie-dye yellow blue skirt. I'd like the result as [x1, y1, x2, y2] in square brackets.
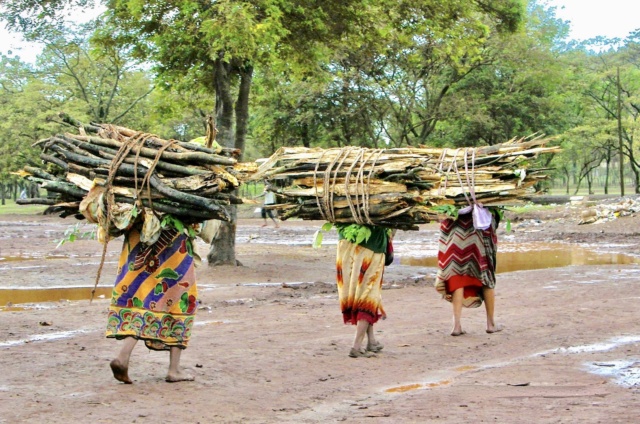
[106, 227, 197, 351]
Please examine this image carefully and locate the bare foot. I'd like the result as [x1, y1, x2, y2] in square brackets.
[486, 324, 504, 334]
[110, 359, 132, 384]
[165, 370, 195, 383]
[451, 330, 466, 337]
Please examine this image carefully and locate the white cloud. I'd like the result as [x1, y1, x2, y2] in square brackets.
[1, 5, 105, 63]
[546, 0, 639, 41]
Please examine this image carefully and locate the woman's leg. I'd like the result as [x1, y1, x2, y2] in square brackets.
[483, 287, 502, 333]
[352, 320, 369, 351]
[166, 346, 195, 382]
[349, 320, 377, 357]
[451, 287, 465, 336]
[110, 336, 138, 383]
[366, 323, 383, 352]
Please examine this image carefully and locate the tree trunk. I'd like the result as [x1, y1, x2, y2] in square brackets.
[604, 154, 610, 194]
[235, 64, 252, 159]
[206, 203, 239, 266]
[215, 56, 235, 149]
[207, 57, 249, 266]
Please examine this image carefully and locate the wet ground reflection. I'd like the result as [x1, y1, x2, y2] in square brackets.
[586, 360, 640, 387]
[399, 242, 640, 273]
[2, 242, 638, 308]
[0, 287, 112, 310]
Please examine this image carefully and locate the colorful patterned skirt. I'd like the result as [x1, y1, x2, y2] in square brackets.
[106, 227, 197, 350]
[336, 239, 386, 325]
[435, 212, 498, 308]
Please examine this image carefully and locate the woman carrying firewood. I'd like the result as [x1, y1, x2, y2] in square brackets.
[434, 206, 503, 336]
[79, 185, 202, 384]
[335, 224, 394, 357]
[106, 219, 200, 383]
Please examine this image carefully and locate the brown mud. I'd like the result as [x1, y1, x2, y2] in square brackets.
[0, 200, 639, 423]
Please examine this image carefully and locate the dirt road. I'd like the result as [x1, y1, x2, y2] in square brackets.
[1, 201, 639, 423]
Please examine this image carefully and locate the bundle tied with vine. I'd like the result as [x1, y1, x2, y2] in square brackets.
[250, 136, 560, 231]
[15, 113, 258, 242]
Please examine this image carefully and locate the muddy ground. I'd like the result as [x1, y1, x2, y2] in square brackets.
[1, 198, 639, 423]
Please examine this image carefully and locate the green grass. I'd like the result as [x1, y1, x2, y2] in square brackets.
[548, 185, 637, 196]
[0, 200, 47, 215]
[504, 204, 557, 214]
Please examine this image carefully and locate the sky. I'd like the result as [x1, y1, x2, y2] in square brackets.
[1, 1, 639, 63]
[546, 0, 638, 41]
[1, 6, 103, 63]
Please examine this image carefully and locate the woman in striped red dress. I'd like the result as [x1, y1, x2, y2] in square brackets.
[435, 209, 503, 336]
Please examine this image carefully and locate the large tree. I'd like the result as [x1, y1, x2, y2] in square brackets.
[431, 0, 572, 147]
[3, 0, 525, 265]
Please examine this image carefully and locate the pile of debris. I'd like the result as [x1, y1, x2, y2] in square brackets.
[578, 197, 640, 225]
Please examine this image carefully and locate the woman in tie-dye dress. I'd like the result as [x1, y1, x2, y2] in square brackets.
[107, 224, 198, 384]
[335, 224, 392, 358]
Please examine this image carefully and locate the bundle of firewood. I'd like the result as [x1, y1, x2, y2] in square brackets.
[16, 114, 256, 224]
[251, 136, 560, 230]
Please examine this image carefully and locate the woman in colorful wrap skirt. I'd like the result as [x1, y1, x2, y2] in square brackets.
[336, 224, 392, 358]
[435, 209, 503, 336]
[107, 224, 198, 383]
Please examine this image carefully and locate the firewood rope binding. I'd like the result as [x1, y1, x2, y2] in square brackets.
[464, 148, 479, 205]
[436, 147, 479, 206]
[313, 149, 328, 222]
[344, 148, 364, 224]
[363, 149, 385, 224]
[91, 129, 165, 303]
[314, 146, 384, 226]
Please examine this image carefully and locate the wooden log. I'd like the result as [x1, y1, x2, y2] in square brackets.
[58, 112, 241, 158]
[16, 197, 58, 205]
[23, 166, 62, 181]
[40, 153, 68, 171]
[72, 134, 237, 166]
[58, 134, 210, 177]
[46, 144, 230, 213]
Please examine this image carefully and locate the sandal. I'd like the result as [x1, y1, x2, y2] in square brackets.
[366, 342, 384, 353]
[349, 348, 376, 358]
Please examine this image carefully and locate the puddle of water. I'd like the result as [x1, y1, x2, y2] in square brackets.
[426, 380, 451, 388]
[195, 320, 232, 326]
[454, 365, 478, 372]
[586, 360, 640, 387]
[0, 329, 90, 348]
[0, 254, 87, 262]
[0, 287, 112, 309]
[241, 282, 286, 288]
[239, 281, 317, 288]
[385, 379, 451, 393]
[385, 383, 423, 393]
[534, 335, 640, 357]
[401, 242, 640, 273]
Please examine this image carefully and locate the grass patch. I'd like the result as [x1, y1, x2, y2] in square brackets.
[503, 204, 558, 215]
[0, 200, 47, 215]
